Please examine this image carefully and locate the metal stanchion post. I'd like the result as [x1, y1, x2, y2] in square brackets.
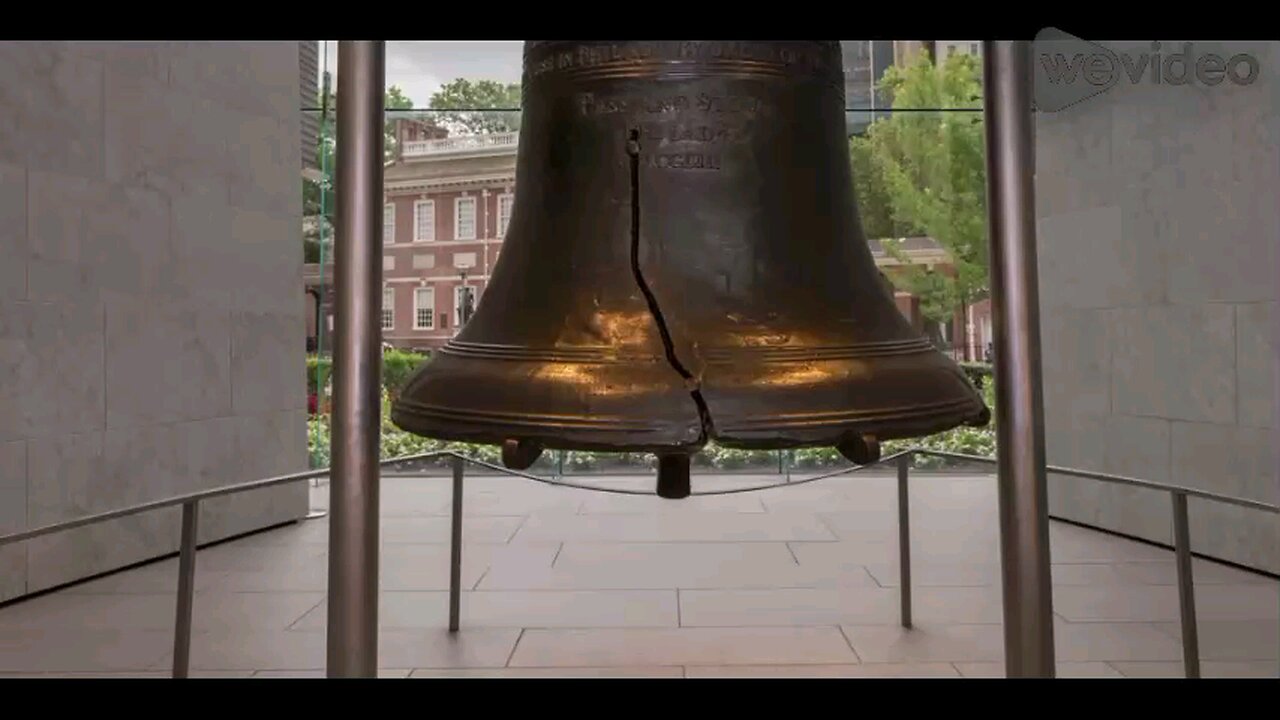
[983, 39, 1057, 678]
[326, 40, 385, 679]
[172, 500, 199, 678]
[449, 455, 465, 632]
[897, 455, 912, 629]
[1171, 492, 1201, 678]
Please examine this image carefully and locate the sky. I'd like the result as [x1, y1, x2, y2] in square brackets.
[320, 41, 524, 107]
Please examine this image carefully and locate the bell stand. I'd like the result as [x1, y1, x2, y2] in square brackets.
[324, 39, 1056, 678]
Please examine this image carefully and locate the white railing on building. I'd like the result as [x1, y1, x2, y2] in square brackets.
[402, 132, 519, 158]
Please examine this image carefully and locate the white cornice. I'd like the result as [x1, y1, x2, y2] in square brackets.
[385, 275, 491, 284]
[386, 173, 517, 193]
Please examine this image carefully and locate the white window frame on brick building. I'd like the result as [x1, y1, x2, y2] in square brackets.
[414, 287, 435, 330]
[381, 286, 395, 330]
[413, 199, 435, 242]
[454, 285, 477, 327]
[455, 196, 477, 240]
[498, 192, 514, 237]
[383, 203, 395, 244]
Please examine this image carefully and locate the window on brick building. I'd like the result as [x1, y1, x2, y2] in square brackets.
[381, 286, 395, 330]
[414, 200, 435, 242]
[498, 193, 514, 237]
[383, 203, 395, 244]
[455, 197, 476, 240]
[414, 287, 435, 330]
[455, 285, 477, 327]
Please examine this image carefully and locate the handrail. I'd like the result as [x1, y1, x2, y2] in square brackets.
[912, 449, 1280, 515]
[1, 445, 1275, 679]
[0, 451, 445, 547]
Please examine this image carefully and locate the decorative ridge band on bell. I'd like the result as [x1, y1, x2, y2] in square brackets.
[392, 40, 990, 498]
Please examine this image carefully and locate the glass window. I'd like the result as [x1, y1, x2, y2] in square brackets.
[455, 197, 476, 240]
[414, 200, 435, 241]
[498, 193, 514, 237]
[414, 287, 435, 329]
[454, 285, 477, 327]
[381, 286, 395, 330]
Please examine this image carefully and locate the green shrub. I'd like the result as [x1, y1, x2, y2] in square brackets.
[383, 348, 430, 400]
[791, 446, 844, 469]
[307, 413, 331, 469]
[306, 355, 332, 396]
[959, 361, 993, 389]
[306, 349, 430, 407]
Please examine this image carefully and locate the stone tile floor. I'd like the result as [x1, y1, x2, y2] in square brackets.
[0, 470, 1276, 678]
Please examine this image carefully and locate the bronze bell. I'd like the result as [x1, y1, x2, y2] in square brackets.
[392, 40, 990, 498]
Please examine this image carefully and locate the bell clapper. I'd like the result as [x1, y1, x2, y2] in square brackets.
[655, 453, 692, 500]
[836, 433, 881, 466]
[502, 438, 544, 471]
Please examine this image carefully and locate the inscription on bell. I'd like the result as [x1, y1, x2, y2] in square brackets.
[645, 123, 735, 144]
[643, 153, 722, 171]
[526, 41, 839, 80]
[579, 94, 689, 116]
[578, 93, 765, 119]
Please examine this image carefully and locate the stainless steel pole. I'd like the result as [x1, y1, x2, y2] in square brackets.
[982, 40, 1056, 678]
[172, 500, 199, 678]
[896, 454, 912, 629]
[449, 455, 464, 632]
[1171, 492, 1201, 678]
[326, 40, 385, 678]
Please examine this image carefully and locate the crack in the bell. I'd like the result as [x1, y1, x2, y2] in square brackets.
[626, 128, 715, 444]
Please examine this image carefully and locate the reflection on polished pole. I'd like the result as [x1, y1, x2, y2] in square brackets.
[326, 40, 385, 678]
[982, 40, 1057, 677]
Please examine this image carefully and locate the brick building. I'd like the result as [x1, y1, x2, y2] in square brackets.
[871, 236, 993, 362]
[306, 117, 518, 353]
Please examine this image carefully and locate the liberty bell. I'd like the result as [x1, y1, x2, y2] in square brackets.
[392, 40, 990, 499]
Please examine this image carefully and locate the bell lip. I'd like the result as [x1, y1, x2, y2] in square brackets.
[707, 403, 990, 451]
[389, 403, 708, 456]
[390, 399, 990, 455]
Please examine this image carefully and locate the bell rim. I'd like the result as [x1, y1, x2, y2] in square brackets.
[436, 337, 940, 364]
[390, 395, 988, 454]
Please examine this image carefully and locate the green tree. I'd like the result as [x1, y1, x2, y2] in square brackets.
[429, 78, 521, 135]
[848, 52, 987, 323]
[303, 83, 336, 263]
[303, 83, 432, 260]
[849, 130, 911, 240]
[382, 85, 416, 159]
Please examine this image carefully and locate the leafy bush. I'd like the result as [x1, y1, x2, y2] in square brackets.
[790, 446, 844, 469]
[306, 355, 332, 397]
[308, 412, 331, 469]
[306, 349, 429, 412]
[383, 348, 430, 401]
[959, 361, 993, 389]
